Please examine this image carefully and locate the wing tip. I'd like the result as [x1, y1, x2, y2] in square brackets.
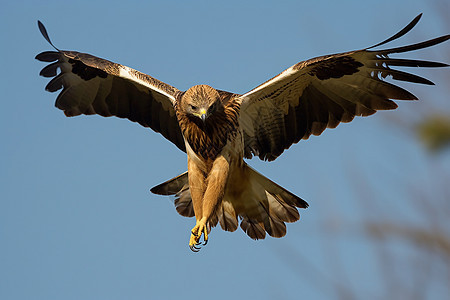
[149, 185, 161, 195]
[37, 20, 59, 51]
[367, 13, 423, 50]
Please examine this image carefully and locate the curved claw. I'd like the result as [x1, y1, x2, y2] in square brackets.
[190, 244, 200, 252]
[194, 236, 208, 246]
[188, 220, 209, 252]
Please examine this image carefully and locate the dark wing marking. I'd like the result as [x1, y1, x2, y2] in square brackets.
[237, 14, 449, 161]
[36, 21, 186, 152]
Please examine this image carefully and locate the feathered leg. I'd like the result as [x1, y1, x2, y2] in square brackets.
[187, 156, 207, 251]
[189, 154, 230, 251]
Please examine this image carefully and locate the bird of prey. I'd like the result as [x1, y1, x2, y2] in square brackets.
[36, 15, 449, 251]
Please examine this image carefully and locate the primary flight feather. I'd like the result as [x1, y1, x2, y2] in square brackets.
[36, 14, 449, 251]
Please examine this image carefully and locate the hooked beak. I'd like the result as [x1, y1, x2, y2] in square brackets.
[200, 108, 207, 123]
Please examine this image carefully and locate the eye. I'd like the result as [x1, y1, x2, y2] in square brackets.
[190, 104, 197, 110]
[208, 102, 216, 113]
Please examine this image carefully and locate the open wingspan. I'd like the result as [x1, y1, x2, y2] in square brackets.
[36, 21, 186, 152]
[237, 14, 449, 161]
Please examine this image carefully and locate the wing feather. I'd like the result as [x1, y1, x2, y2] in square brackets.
[238, 15, 449, 161]
[36, 22, 186, 152]
[370, 58, 448, 68]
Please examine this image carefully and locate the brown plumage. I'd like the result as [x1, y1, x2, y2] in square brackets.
[176, 85, 240, 161]
[36, 15, 449, 251]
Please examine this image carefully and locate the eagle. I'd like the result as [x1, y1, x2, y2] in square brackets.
[36, 15, 449, 251]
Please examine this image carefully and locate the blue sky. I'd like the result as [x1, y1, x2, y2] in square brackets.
[1, 1, 449, 299]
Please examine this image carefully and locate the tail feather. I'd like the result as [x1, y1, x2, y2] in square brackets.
[150, 164, 309, 240]
[251, 168, 309, 210]
[174, 187, 194, 217]
[150, 172, 188, 195]
[240, 219, 266, 240]
[267, 192, 300, 223]
[232, 165, 307, 239]
[262, 213, 287, 238]
[150, 172, 194, 217]
[217, 201, 239, 232]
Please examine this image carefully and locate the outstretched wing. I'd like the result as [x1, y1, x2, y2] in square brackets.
[35, 21, 186, 152]
[237, 14, 449, 161]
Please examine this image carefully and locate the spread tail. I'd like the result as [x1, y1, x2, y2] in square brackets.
[150, 165, 308, 240]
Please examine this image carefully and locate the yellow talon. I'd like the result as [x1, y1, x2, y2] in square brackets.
[188, 220, 208, 251]
[189, 233, 200, 252]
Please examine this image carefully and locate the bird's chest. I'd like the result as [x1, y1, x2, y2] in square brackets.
[183, 119, 237, 161]
[184, 127, 244, 177]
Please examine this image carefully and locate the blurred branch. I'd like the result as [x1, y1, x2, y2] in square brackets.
[275, 7, 450, 299]
[366, 223, 450, 259]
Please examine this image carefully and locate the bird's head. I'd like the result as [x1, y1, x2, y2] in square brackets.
[181, 85, 222, 124]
